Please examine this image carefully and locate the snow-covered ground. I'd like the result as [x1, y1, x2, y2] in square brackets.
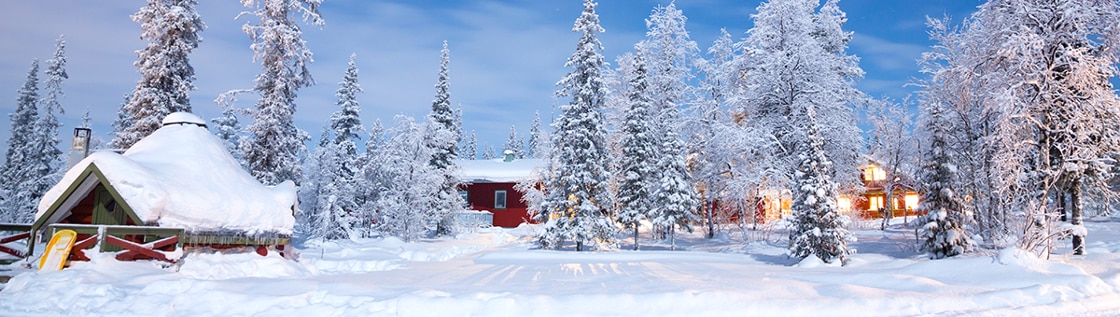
[3, 218, 1120, 316]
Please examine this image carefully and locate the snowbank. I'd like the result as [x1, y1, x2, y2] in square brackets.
[3, 224, 1120, 316]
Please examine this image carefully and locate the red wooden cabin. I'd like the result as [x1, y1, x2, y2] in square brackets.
[457, 155, 542, 228]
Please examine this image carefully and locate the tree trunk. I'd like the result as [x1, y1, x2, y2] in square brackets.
[576, 241, 583, 252]
[706, 199, 715, 239]
[632, 226, 639, 251]
[1071, 183, 1084, 255]
[1058, 192, 1067, 222]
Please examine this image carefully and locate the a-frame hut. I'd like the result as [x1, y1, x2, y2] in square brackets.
[30, 112, 297, 262]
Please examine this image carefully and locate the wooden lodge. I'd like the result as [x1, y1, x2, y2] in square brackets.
[456, 153, 541, 228]
[4, 112, 298, 266]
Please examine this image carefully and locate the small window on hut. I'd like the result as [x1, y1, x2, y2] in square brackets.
[494, 190, 507, 209]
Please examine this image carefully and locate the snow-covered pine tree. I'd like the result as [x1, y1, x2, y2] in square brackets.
[425, 41, 463, 234]
[466, 131, 478, 160]
[917, 97, 972, 259]
[429, 40, 457, 168]
[481, 144, 497, 160]
[527, 111, 542, 159]
[615, 56, 657, 251]
[503, 125, 524, 159]
[788, 106, 854, 264]
[113, 0, 204, 150]
[650, 98, 699, 250]
[211, 104, 244, 166]
[320, 53, 366, 239]
[0, 61, 40, 223]
[240, 0, 323, 186]
[538, 0, 614, 251]
[21, 37, 68, 224]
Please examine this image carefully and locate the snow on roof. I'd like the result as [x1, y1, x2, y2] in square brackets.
[37, 113, 296, 235]
[161, 112, 207, 127]
[456, 158, 543, 183]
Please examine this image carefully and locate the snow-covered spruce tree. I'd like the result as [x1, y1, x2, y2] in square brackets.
[788, 107, 854, 264]
[503, 125, 524, 159]
[305, 54, 366, 240]
[0, 61, 40, 223]
[738, 0, 864, 190]
[651, 126, 699, 250]
[615, 56, 657, 250]
[481, 144, 497, 160]
[917, 98, 972, 259]
[527, 111, 543, 159]
[465, 131, 478, 160]
[425, 41, 463, 234]
[538, 0, 614, 251]
[112, 0, 204, 150]
[21, 37, 68, 224]
[240, 0, 323, 186]
[973, 0, 1120, 255]
[211, 103, 245, 166]
[366, 116, 444, 242]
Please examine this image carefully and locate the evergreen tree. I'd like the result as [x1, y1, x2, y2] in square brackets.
[429, 40, 458, 168]
[240, 0, 323, 186]
[113, 0, 205, 150]
[0, 61, 40, 223]
[466, 131, 478, 160]
[650, 109, 699, 250]
[22, 37, 69, 224]
[425, 41, 463, 234]
[318, 54, 365, 239]
[538, 0, 614, 251]
[917, 99, 972, 259]
[788, 107, 854, 264]
[615, 57, 657, 250]
[211, 104, 244, 166]
[503, 125, 524, 159]
[527, 111, 542, 159]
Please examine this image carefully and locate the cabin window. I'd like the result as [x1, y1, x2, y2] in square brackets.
[837, 196, 851, 212]
[868, 196, 884, 211]
[904, 193, 920, 210]
[494, 190, 507, 209]
[863, 165, 886, 181]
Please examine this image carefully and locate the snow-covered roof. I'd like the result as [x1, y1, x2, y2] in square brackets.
[456, 158, 543, 183]
[37, 112, 296, 235]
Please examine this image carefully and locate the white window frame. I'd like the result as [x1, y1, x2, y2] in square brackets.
[494, 190, 507, 209]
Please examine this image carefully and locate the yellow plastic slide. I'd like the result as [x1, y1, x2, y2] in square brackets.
[38, 230, 77, 271]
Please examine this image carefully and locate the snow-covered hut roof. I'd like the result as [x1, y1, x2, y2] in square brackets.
[456, 158, 542, 183]
[36, 112, 296, 236]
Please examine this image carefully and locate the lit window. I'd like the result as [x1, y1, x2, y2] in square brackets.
[905, 194, 920, 210]
[863, 165, 886, 181]
[837, 196, 851, 212]
[868, 196, 884, 211]
[494, 190, 507, 209]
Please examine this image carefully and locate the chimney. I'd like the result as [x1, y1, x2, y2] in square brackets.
[503, 150, 515, 162]
[68, 127, 91, 169]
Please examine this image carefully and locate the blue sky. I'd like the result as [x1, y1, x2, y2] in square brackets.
[0, 0, 982, 155]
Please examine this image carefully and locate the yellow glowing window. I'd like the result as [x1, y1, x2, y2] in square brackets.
[837, 196, 851, 211]
[863, 165, 886, 181]
[868, 196, 884, 211]
[904, 194, 920, 210]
